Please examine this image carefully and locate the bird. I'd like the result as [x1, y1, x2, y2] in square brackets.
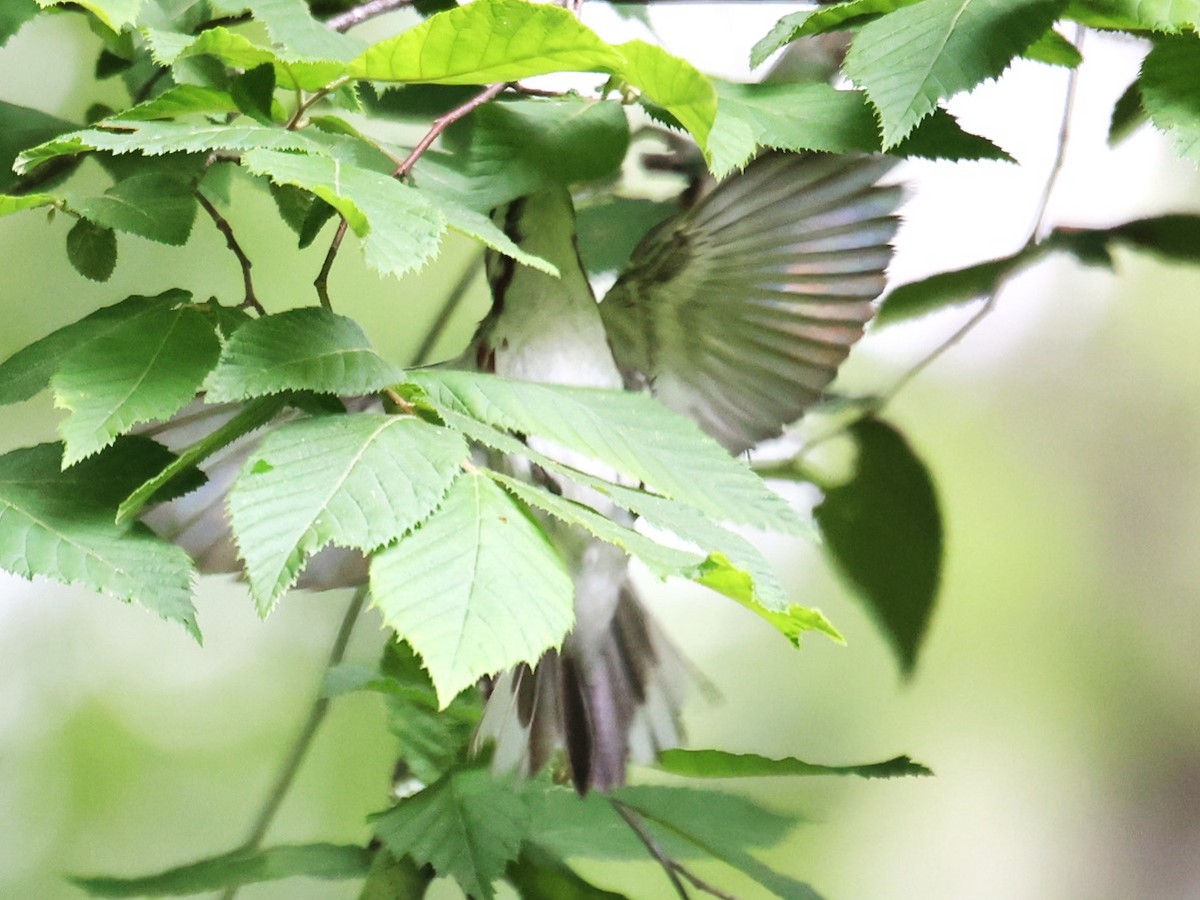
[145, 149, 903, 794]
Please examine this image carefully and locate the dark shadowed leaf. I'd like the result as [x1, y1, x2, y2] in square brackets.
[66, 218, 118, 282]
[72, 843, 370, 896]
[72, 173, 199, 246]
[815, 418, 942, 674]
[1139, 36, 1200, 163]
[658, 748, 933, 779]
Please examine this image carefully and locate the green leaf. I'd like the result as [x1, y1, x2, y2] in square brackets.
[359, 850, 433, 900]
[1109, 76, 1146, 145]
[614, 785, 817, 900]
[429, 193, 559, 275]
[66, 218, 118, 282]
[419, 405, 838, 648]
[575, 197, 675, 276]
[0, 293, 169, 405]
[37, 0, 142, 32]
[72, 843, 370, 896]
[616, 39, 718, 148]
[112, 85, 241, 121]
[875, 245, 1043, 325]
[371, 768, 528, 900]
[370, 471, 574, 707]
[348, 0, 624, 84]
[229, 413, 467, 613]
[1022, 27, 1083, 67]
[142, 25, 347, 90]
[750, 0, 922, 69]
[657, 749, 933, 779]
[230, 63, 278, 124]
[1072, 0, 1200, 30]
[506, 848, 626, 900]
[0, 0, 40, 48]
[204, 308, 406, 401]
[709, 81, 1009, 178]
[410, 371, 804, 535]
[0, 101, 77, 192]
[0, 193, 57, 217]
[72, 173, 198, 246]
[117, 395, 287, 525]
[814, 418, 942, 674]
[0, 440, 197, 637]
[844, 0, 1066, 147]
[1140, 35, 1200, 163]
[431, 96, 629, 211]
[53, 304, 221, 465]
[1052, 214, 1200, 265]
[241, 0, 365, 62]
[242, 148, 445, 278]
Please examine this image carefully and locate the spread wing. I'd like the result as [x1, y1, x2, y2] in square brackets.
[600, 153, 902, 454]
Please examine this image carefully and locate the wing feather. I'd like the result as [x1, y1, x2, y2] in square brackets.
[601, 153, 902, 453]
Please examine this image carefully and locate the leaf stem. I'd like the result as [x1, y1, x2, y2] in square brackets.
[611, 800, 691, 899]
[219, 586, 369, 900]
[196, 191, 266, 315]
[324, 0, 417, 32]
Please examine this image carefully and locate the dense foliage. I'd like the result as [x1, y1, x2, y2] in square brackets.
[1, 0, 1198, 896]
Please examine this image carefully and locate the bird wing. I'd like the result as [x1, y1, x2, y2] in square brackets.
[600, 153, 902, 454]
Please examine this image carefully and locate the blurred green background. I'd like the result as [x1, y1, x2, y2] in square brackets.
[3, 6, 1200, 900]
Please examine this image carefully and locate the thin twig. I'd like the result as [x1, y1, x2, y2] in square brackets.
[611, 800, 690, 899]
[314, 218, 349, 310]
[324, 0, 417, 32]
[220, 587, 369, 900]
[285, 77, 351, 130]
[393, 81, 509, 179]
[196, 191, 265, 314]
[875, 32, 1084, 407]
[412, 252, 484, 365]
[313, 83, 507, 308]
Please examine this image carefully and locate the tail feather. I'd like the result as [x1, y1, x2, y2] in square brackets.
[474, 583, 684, 794]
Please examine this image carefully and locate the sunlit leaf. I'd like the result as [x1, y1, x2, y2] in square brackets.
[72, 843, 370, 896]
[1022, 28, 1083, 67]
[142, 25, 346, 90]
[844, 0, 1066, 146]
[0, 193, 56, 217]
[815, 418, 942, 674]
[37, 0, 142, 32]
[229, 413, 467, 613]
[54, 304, 221, 465]
[370, 471, 574, 706]
[204, 308, 406, 401]
[241, 0, 365, 62]
[372, 768, 528, 900]
[112, 85, 241, 121]
[348, 0, 624, 84]
[617, 39, 717, 148]
[750, 0, 922, 68]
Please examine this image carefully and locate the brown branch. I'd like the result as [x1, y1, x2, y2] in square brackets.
[393, 81, 509, 179]
[324, 0, 417, 32]
[196, 191, 266, 315]
[611, 800, 691, 899]
[314, 218, 349, 310]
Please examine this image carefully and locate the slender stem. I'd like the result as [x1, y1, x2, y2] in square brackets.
[393, 82, 509, 180]
[286, 77, 351, 130]
[411, 252, 483, 365]
[219, 587, 369, 900]
[196, 191, 266, 315]
[611, 800, 691, 900]
[314, 218, 350, 310]
[324, 0, 417, 32]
